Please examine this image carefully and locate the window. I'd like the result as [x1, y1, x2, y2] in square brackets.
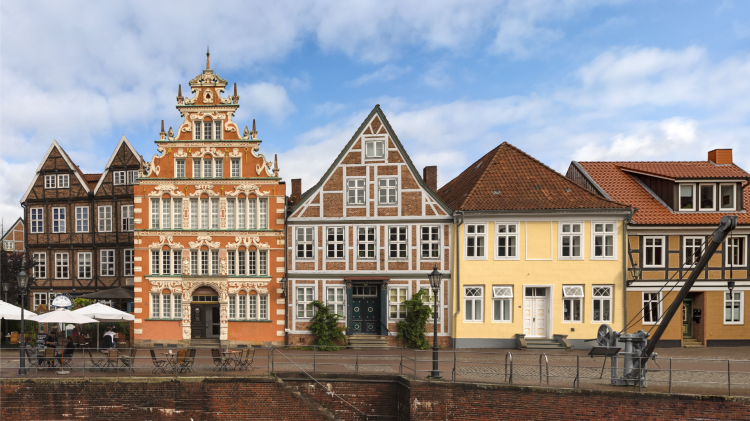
[699, 184, 715, 211]
[195, 121, 202, 140]
[214, 158, 223, 178]
[297, 287, 314, 318]
[173, 200, 182, 229]
[174, 294, 182, 319]
[245, 199, 253, 229]
[464, 286, 483, 322]
[259, 295, 268, 320]
[124, 249, 134, 276]
[214, 121, 222, 139]
[204, 121, 213, 139]
[151, 250, 160, 274]
[3, 240, 11, 251]
[77, 252, 92, 279]
[127, 170, 139, 185]
[99, 205, 113, 232]
[239, 250, 247, 275]
[492, 286, 513, 322]
[190, 199, 198, 229]
[364, 139, 384, 158]
[727, 236, 746, 267]
[151, 294, 160, 318]
[211, 250, 219, 275]
[34, 293, 48, 309]
[52, 207, 66, 233]
[33, 252, 46, 278]
[720, 184, 736, 211]
[44, 175, 56, 189]
[75, 206, 89, 233]
[229, 295, 236, 319]
[231, 158, 240, 178]
[211, 199, 219, 229]
[31, 208, 44, 233]
[465, 224, 486, 258]
[227, 251, 236, 275]
[389, 287, 407, 319]
[259, 251, 267, 276]
[562, 286, 583, 322]
[200, 198, 209, 229]
[227, 199, 236, 229]
[161, 250, 172, 275]
[296, 227, 314, 259]
[327, 287, 345, 317]
[121, 205, 134, 231]
[560, 223, 582, 259]
[201, 250, 209, 275]
[190, 251, 198, 275]
[248, 295, 257, 319]
[421, 226, 440, 259]
[176, 159, 186, 178]
[100, 250, 115, 276]
[644, 237, 665, 267]
[55, 253, 69, 279]
[326, 227, 344, 259]
[114, 171, 126, 185]
[679, 184, 695, 211]
[684, 237, 703, 266]
[420, 286, 440, 321]
[378, 178, 398, 205]
[247, 250, 256, 275]
[193, 158, 201, 178]
[357, 227, 375, 259]
[643, 292, 661, 324]
[592, 222, 615, 259]
[592, 286, 612, 323]
[203, 159, 213, 178]
[347, 179, 366, 205]
[496, 223, 518, 259]
[173, 250, 181, 275]
[725, 292, 743, 324]
[162, 294, 171, 319]
[389, 226, 407, 259]
[151, 293, 181, 319]
[259, 198, 268, 229]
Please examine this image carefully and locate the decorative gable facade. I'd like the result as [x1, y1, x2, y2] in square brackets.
[286, 105, 453, 346]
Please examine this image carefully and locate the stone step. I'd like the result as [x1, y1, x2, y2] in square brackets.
[526, 344, 566, 349]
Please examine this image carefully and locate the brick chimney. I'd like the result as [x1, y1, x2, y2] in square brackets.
[291, 179, 302, 204]
[708, 149, 733, 165]
[423, 166, 437, 191]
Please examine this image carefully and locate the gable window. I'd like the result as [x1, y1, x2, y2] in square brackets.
[297, 286, 315, 318]
[203, 121, 213, 140]
[679, 184, 695, 211]
[364, 139, 385, 159]
[214, 158, 223, 178]
[492, 286, 513, 322]
[464, 286, 483, 322]
[44, 175, 56, 189]
[52, 207, 66, 233]
[124, 249, 134, 276]
[211, 199, 219, 229]
[592, 222, 615, 259]
[114, 171, 126, 185]
[99, 205, 112, 232]
[176, 159, 186, 178]
[560, 223, 582, 259]
[562, 286, 583, 322]
[347, 178, 366, 205]
[727, 236, 746, 267]
[100, 249, 115, 276]
[720, 184, 736, 211]
[33, 253, 46, 279]
[421, 226, 440, 259]
[725, 292, 743, 324]
[77, 252, 92, 279]
[127, 170, 139, 184]
[214, 121, 222, 140]
[200, 198, 209, 229]
[203, 159, 213, 178]
[357, 227, 376, 259]
[173, 200, 182, 229]
[122, 205, 134, 232]
[644, 236, 665, 267]
[75, 206, 89, 233]
[389, 287, 407, 319]
[327, 287, 345, 318]
[389, 226, 407, 259]
[699, 184, 715, 211]
[231, 158, 241, 178]
[684, 237, 703, 266]
[465, 224, 486, 259]
[259, 198, 268, 229]
[592, 286, 612, 323]
[190, 199, 198, 229]
[496, 223, 518, 259]
[162, 200, 171, 229]
[643, 292, 661, 324]
[55, 253, 69, 279]
[195, 121, 203, 140]
[193, 158, 201, 178]
[326, 227, 344, 259]
[31, 208, 44, 233]
[56, 174, 69, 188]
[296, 227, 314, 259]
[378, 178, 398, 205]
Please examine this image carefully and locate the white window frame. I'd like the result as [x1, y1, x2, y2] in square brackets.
[642, 291, 662, 325]
[464, 223, 487, 260]
[326, 286, 346, 318]
[176, 159, 186, 178]
[44, 175, 56, 189]
[562, 285, 584, 323]
[378, 178, 398, 205]
[726, 235, 747, 267]
[559, 222, 583, 260]
[194, 121, 202, 140]
[364, 138, 385, 159]
[720, 183, 737, 211]
[75, 206, 89, 233]
[357, 226, 376, 260]
[54, 252, 69, 279]
[77, 252, 92, 279]
[57, 174, 69, 188]
[495, 222, 519, 260]
[192, 158, 201, 178]
[122, 204, 134, 232]
[464, 286, 484, 322]
[591, 286, 613, 323]
[296, 227, 315, 260]
[34, 292, 48, 309]
[326, 227, 345, 259]
[100, 249, 115, 276]
[591, 221, 616, 260]
[211, 198, 219, 229]
[190, 199, 198, 229]
[346, 178, 366, 206]
[214, 158, 223, 178]
[724, 291, 744, 325]
[643, 236, 665, 268]
[114, 171, 126, 185]
[230, 158, 241, 178]
[203, 158, 213, 178]
[124, 249, 134, 276]
[151, 250, 160, 275]
[98, 205, 113, 232]
[388, 226, 408, 260]
[388, 287, 408, 320]
[151, 294, 160, 318]
[420, 225, 440, 260]
[33, 252, 46, 279]
[296, 286, 315, 319]
[259, 198, 268, 229]
[698, 183, 715, 211]
[173, 199, 182, 229]
[683, 236, 704, 267]
[127, 170, 139, 185]
[492, 286, 513, 323]
[51, 207, 66, 234]
[420, 286, 441, 321]
[31, 208, 44, 233]
[678, 184, 696, 211]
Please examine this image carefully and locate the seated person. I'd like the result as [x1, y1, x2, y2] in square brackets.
[57, 337, 75, 365]
[25, 337, 37, 361]
[40, 331, 57, 365]
[102, 328, 115, 349]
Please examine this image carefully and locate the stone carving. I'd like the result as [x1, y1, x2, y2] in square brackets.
[190, 185, 220, 197]
[227, 281, 270, 295]
[182, 256, 190, 275]
[179, 113, 192, 133]
[184, 88, 201, 105]
[219, 258, 227, 276]
[188, 235, 220, 249]
[189, 71, 227, 86]
[251, 146, 273, 176]
[148, 184, 184, 197]
[219, 198, 227, 229]
[183, 280, 229, 302]
[189, 112, 227, 122]
[182, 198, 190, 228]
[225, 183, 269, 197]
[224, 236, 270, 249]
[225, 112, 239, 134]
[183, 327, 191, 340]
[190, 147, 225, 158]
[149, 280, 184, 294]
[143, 146, 166, 177]
[173, 148, 188, 158]
[216, 87, 232, 104]
[194, 306, 202, 322]
[168, 127, 175, 140]
[203, 89, 214, 104]
[148, 236, 185, 249]
[228, 148, 242, 158]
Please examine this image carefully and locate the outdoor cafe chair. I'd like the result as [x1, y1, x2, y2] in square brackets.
[182, 348, 196, 373]
[25, 348, 39, 369]
[211, 348, 229, 371]
[41, 348, 56, 369]
[60, 352, 74, 370]
[150, 349, 167, 374]
[9, 332, 18, 345]
[86, 348, 103, 371]
[237, 348, 255, 371]
[174, 350, 188, 374]
[120, 348, 137, 369]
[105, 348, 119, 371]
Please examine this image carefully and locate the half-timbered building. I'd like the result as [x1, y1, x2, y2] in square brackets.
[286, 105, 453, 347]
[2, 218, 24, 252]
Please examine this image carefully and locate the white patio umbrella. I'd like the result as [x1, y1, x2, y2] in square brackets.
[72, 303, 134, 348]
[0, 300, 37, 320]
[27, 308, 99, 324]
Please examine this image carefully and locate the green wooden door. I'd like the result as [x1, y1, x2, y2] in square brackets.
[350, 286, 380, 335]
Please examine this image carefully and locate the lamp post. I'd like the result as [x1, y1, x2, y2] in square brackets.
[428, 265, 442, 379]
[17, 269, 29, 375]
[2, 282, 9, 345]
[279, 277, 287, 298]
[628, 263, 642, 286]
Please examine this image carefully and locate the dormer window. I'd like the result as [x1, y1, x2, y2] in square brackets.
[679, 184, 695, 211]
[195, 121, 222, 140]
[720, 184, 736, 211]
[699, 184, 715, 211]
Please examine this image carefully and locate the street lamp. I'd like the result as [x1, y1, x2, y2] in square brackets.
[428, 265, 442, 379]
[278, 277, 287, 298]
[728, 280, 736, 296]
[2, 282, 9, 344]
[17, 269, 29, 375]
[628, 263, 642, 286]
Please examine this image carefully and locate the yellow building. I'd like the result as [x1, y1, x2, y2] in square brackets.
[438, 143, 633, 349]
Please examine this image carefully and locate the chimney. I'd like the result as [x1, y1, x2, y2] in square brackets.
[423, 166, 438, 191]
[291, 179, 302, 204]
[708, 149, 733, 165]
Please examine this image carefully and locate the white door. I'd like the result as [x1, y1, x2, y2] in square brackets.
[523, 288, 548, 338]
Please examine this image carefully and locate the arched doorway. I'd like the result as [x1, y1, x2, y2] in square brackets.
[191, 286, 221, 339]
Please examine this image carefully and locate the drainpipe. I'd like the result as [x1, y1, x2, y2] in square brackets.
[283, 195, 289, 345]
[453, 211, 464, 322]
[623, 210, 634, 333]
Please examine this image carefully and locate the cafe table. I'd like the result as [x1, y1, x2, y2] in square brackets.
[220, 350, 241, 370]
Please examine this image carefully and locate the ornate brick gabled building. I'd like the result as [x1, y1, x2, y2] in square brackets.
[133, 55, 286, 347]
[2, 218, 24, 252]
[20, 137, 140, 309]
[286, 105, 453, 346]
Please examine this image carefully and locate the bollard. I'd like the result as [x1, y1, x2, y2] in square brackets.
[669, 358, 672, 394]
[400, 347, 403, 376]
[576, 355, 580, 389]
[356, 347, 359, 375]
[314, 345, 316, 373]
[414, 349, 417, 380]
[728, 360, 731, 396]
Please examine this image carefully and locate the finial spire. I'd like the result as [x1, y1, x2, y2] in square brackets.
[206, 46, 210, 70]
[159, 120, 166, 140]
[250, 119, 258, 140]
[177, 84, 184, 105]
[231, 82, 239, 104]
[273, 154, 279, 177]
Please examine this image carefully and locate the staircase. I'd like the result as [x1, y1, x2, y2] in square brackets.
[683, 338, 704, 348]
[348, 335, 389, 348]
[525, 338, 567, 350]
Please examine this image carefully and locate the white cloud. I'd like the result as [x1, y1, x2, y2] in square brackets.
[350, 65, 411, 86]
[420, 64, 452, 89]
[235, 83, 297, 123]
[314, 102, 348, 116]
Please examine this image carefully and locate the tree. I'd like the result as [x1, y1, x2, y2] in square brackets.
[396, 289, 433, 349]
[307, 301, 347, 350]
[0, 251, 37, 309]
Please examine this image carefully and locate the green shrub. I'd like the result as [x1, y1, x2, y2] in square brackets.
[307, 301, 347, 351]
[396, 289, 434, 349]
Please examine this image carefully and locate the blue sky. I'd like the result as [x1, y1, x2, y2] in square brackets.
[2, 0, 750, 225]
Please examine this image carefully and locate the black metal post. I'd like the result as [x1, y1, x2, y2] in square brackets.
[18, 290, 27, 375]
[429, 288, 441, 378]
[3, 289, 8, 344]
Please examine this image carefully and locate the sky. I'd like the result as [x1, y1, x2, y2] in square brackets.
[2, 0, 750, 226]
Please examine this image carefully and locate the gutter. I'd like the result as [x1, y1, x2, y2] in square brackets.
[454, 211, 464, 320]
[623, 208, 635, 333]
[457, 208, 633, 216]
[283, 193, 289, 345]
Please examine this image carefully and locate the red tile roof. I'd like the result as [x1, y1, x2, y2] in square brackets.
[84, 173, 102, 190]
[438, 142, 631, 212]
[578, 162, 750, 225]
[616, 162, 750, 179]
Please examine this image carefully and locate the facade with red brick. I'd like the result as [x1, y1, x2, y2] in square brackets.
[286, 105, 453, 346]
[1, 217, 24, 252]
